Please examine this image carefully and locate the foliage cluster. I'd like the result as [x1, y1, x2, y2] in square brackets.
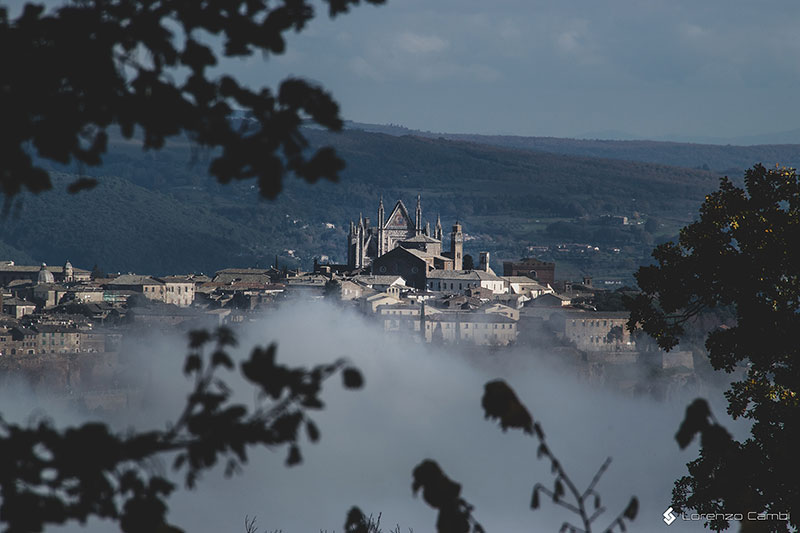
[1, 0, 384, 199]
[628, 164, 800, 531]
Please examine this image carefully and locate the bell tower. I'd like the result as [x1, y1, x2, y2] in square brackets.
[450, 222, 463, 270]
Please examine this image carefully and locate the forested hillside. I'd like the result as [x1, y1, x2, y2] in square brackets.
[1, 128, 724, 278]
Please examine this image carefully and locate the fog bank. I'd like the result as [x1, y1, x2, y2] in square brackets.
[1, 301, 742, 532]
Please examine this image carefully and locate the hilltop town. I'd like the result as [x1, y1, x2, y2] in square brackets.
[0, 196, 702, 406]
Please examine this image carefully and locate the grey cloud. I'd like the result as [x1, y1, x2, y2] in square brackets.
[249, 0, 800, 138]
[5, 0, 800, 138]
[23, 301, 743, 533]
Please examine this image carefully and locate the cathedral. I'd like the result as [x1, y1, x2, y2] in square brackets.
[347, 196, 462, 271]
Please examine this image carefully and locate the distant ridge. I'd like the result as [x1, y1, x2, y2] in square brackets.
[344, 121, 800, 173]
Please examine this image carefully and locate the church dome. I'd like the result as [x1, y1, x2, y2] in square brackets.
[37, 263, 55, 284]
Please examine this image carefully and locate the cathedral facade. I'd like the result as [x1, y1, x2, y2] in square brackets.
[347, 196, 462, 271]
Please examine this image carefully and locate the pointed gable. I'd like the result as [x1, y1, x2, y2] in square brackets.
[384, 200, 415, 230]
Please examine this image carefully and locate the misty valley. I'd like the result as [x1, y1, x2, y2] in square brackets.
[0, 269, 740, 532]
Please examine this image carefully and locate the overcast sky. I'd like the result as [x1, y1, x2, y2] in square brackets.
[7, 0, 800, 140]
[232, 0, 800, 140]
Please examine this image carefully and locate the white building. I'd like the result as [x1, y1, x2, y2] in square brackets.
[426, 270, 507, 295]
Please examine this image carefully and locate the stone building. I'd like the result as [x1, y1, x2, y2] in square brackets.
[32, 324, 82, 354]
[158, 276, 196, 307]
[550, 310, 634, 351]
[346, 196, 464, 270]
[2, 297, 37, 319]
[0, 261, 90, 286]
[423, 313, 517, 345]
[105, 275, 165, 302]
[426, 270, 506, 295]
[503, 257, 556, 285]
[103, 275, 195, 307]
[503, 276, 553, 298]
[371, 248, 433, 290]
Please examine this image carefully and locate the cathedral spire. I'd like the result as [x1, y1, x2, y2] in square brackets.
[415, 194, 422, 234]
[377, 196, 385, 257]
[435, 214, 443, 241]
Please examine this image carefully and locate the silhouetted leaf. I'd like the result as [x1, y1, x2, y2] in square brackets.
[412, 460, 474, 533]
[211, 350, 233, 370]
[183, 354, 201, 375]
[305, 420, 320, 443]
[344, 506, 368, 533]
[675, 398, 710, 449]
[342, 367, 364, 389]
[623, 497, 638, 520]
[481, 380, 533, 434]
[286, 444, 302, 466]
[553, 479, 564, 502]
[412, 460, 461, 506]
[188, 330, 211, 349]
[215, 327, 237, 347]
[530, 487, 540, 509]
[536, 443, 549, 459]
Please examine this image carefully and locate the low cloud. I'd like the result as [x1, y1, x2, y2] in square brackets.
[394, 32, 449, 55]
[7, 300, 744, 532]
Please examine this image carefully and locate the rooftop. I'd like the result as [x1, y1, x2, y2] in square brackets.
[400, 234, 440, 244]
[108, 274, 164, 286]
